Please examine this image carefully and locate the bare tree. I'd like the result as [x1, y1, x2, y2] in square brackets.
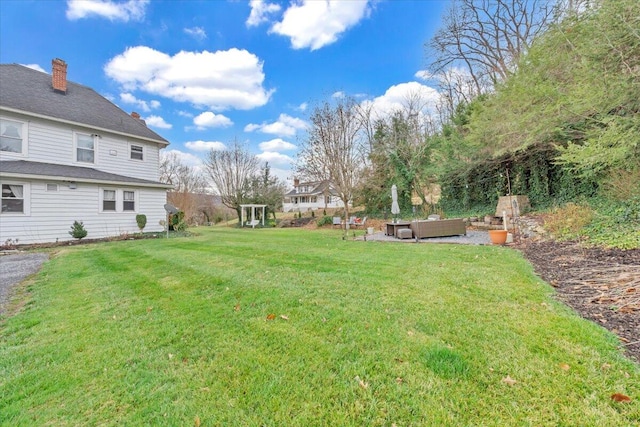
[202, 141, 259, 222]
[159, 151, 208, 223]
[296, 98, 366, 223]
[427, 0, 555, 96]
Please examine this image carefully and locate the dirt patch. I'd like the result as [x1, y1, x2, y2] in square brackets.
[516, 240, 640, 362]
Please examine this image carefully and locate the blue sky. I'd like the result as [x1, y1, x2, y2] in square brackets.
[0, 0, 447, 183]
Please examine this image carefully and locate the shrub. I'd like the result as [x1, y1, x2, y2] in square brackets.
[135, 214, 147, 232]
[69, 220, 88, 240]
[169, 211, 186, 231]
[316, 215, 333, 227]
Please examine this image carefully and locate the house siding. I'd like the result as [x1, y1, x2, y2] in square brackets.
[0, 178, 165, 244]
[1, 112, 161, 182]
[283, 195, 346, 212]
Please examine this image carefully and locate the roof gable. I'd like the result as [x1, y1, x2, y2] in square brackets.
[0, 64, 168, 145]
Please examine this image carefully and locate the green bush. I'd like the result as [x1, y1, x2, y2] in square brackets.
[69, 220, 88, 240]
[316, 215, 333, 227]
[169, 211, 186, 231]
[135, 214, 147, 232]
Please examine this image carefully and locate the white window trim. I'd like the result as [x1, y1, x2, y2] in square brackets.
[129, 143, 144, 161]
[0, 117, 28, 157]
[99, 187, 118, 213]
[73, 131, 97, 165]
[0, 180, 30, 216]
[122, 190, 138, 212]
[98, 188, 138, 213]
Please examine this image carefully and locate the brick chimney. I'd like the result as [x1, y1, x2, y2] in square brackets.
[52, 58, 67, 93]
[130, 111, 147, 126]
[293, 178, 300, 193]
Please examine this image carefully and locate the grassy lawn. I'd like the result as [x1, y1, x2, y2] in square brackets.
[1, 227, 638, 426]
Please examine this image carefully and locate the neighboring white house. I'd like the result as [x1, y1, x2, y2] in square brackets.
[282, 179, 350, 213]
[0, 59, 172, 244]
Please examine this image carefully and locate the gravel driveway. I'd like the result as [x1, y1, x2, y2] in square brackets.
[0, 253, 49, 316]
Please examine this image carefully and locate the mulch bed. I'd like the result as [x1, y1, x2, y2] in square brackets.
[516, 240, 640, 363]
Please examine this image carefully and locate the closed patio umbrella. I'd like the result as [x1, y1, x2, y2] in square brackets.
[391, 184, 400, 222]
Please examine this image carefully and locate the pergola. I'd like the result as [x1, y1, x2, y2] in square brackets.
[240, 204, 267, 228]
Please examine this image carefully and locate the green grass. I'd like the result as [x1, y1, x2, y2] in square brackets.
[1, 228, 638, 426]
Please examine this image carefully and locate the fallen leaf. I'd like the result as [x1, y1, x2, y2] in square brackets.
[395, 377, 403, 384]
[266, 313, 276, 320]
[407, 330, 415, 336]
[395, 358, 404, 363]
[280, 314, 289, 320]
[559, 363, 570, 371]
[354, 375, 369, 389]
[601, 363, 611, 370]
[168, 353, 174, 360]
[146, 307, 153, 313]
[234, 304, 240, 311]
[626, 288, 636, 293]
[502, 375, 517, 386]
[611, 393, 631, 403]
[194, 415, 201, 427]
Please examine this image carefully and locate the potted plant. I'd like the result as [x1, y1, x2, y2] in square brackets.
[488, 229, 508, 245]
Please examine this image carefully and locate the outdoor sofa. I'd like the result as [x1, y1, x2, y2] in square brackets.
[410, 218, 466, 239]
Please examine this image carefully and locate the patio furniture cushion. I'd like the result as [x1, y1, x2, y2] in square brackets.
[397, 228, 413, 239]
[411, 218, 466, 238]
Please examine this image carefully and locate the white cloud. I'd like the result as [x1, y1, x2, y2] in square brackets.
[161, 149, 202, 167]
[120, 92, 160, 112]
[66, 0, 148, 22]
[184, 26, 207, 40]
[144, 115, 172, 129]
[244, 113, 307, 137]
[23, 63, 45, 73]
[256, 151, 294, 168]
[105, 46, 273, 111]
[185, 140, 227, 152]
[246, 0, 281, 27]
[270, 0, 371, 50]
[297, 102, 308, 111]
[414, 70, 433, 81]
[360, 82, 440, 121]
[177, 110, 194, 118]
[193, 112, 233, 130]
[258, 138, 297, 152]
[332, 91, 345, 99]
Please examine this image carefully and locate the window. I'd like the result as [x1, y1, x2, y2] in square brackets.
[130, 145, 143, 160]
[123, 191, 135, 211]
[0, 119, 24, 154]
[1, 184, 24, 213]
[103, 189, 116, 211]
[46, 183, 58, 192]
[76, 133, 95, 163]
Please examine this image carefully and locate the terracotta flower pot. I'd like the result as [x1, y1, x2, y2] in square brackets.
[489, 229, 508, 245]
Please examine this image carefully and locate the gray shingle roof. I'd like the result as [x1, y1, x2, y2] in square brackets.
[0, 160, 171, 188]
[0, 64, 169, 145]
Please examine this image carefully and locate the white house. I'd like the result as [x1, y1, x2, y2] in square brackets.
[282, 179, 350, 213]
[0, 59, 172, 244]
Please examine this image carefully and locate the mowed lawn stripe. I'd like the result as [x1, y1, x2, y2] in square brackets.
[1, 227, 638, 426]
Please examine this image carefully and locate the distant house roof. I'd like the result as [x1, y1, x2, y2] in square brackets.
[0, 63, 169, 145]
[0, 160, 171, 189]
[284, 180, 338, 197]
